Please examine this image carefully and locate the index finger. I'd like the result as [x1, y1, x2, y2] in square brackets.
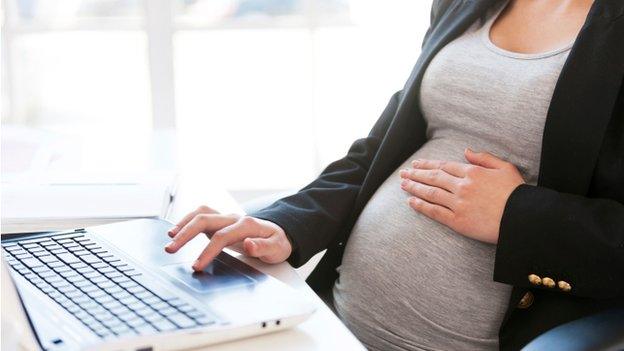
[168, 205, 218, 237]
[192, 218, 272, 271]
[165, 213, 238, 253]
[412, 159, 468, 178]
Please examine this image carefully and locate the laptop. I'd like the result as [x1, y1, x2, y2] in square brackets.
[1, 218, 315, 350]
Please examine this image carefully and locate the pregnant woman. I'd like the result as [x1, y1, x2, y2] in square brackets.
[165, 0, 624, 349]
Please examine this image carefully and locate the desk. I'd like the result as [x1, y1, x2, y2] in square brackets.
[1, 127, 365, 350]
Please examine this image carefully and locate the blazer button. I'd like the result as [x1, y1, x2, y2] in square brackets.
[558, 280, 572, 292]
[528, 274, 542, 285]
[542, 277, 555, 288]
[517, 292, 534, 309]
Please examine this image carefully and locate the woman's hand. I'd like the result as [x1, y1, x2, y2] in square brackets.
[164, 206, 292, 271]
[399, 148, 525, 244]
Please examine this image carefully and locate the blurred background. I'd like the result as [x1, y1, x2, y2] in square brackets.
[1, 0, 430, 202]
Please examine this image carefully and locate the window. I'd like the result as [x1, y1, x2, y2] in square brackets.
[2, 0, 430, 190]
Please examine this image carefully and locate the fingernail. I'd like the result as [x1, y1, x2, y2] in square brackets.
[399, 170, 407, 177]
[465, 148, 473, 153]
[192, 260, 201, 271]
[165, 242, 175, 251]
[412, 159, 420, 167]
[401, 179, 409, 187]
[168, 226, 179, 234]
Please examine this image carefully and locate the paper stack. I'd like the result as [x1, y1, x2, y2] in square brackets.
[1, 173, 177, 235]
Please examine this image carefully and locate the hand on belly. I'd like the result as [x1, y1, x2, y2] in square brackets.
[399, 148, 524, 244]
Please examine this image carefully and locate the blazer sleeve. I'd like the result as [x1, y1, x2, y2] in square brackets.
[251, 90, 401, 267]
[494, 184, 624, 299]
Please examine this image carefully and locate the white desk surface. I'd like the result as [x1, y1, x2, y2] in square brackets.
[2, 127, 365, 350]
[166, 173, 365, 351]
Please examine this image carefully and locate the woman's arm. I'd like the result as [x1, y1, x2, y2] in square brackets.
[494, 184, 624, 299]
[252, 90, 402, 267]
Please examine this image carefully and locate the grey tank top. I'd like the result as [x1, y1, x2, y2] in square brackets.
[332, 3, 572, 351]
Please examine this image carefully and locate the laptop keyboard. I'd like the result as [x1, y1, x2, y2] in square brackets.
[2, 231, 216, 340]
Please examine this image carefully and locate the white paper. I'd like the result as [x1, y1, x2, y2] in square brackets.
[1, 172, 176, 234]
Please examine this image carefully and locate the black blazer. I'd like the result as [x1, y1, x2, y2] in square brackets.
[253, 0, 624, 349]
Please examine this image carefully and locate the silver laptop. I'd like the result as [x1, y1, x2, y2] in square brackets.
[1, 218, 315, 350]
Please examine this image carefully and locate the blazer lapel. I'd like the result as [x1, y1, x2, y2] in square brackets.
[352, 0, 502, 214]
[537, 0, 624, 194]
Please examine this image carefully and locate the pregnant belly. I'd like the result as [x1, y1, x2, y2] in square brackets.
[333, 145, 512, 349]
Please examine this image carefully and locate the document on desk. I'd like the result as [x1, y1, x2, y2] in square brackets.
[1, 173, 177, 234]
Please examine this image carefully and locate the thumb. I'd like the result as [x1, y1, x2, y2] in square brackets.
[464, 148, 507, 169]
[243, 237, 277, 259]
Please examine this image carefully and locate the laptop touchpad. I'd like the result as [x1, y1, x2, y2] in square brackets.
[162, 260, 255, 293]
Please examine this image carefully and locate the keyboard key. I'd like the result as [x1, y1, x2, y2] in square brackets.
[195, 316, 216, 325]
[143, 313, 164, 323]
[92, 262, 107, 269]
[38, 255, 58, 263]
[81, 255, 101, 264]
[101, 256, 119, 262]
[167, 313, 196, 328]
[32, 251, 50, 257]
[118, 312, 141, 323]
[109, 305, 131, 315]
[57, 253, 81, 264]
[150, 301, 169, 310]
[159, 307, 178, 316]
[66, 275, 85, 283]
[76, 266, 94, 274]
[127, 318, 147, 328]
[186, 310, 206, 319]
[57, 268, 77, 276]
[67, 246, 86, 252]
[152, 320, 177, 332]
[136, 307, 158, 318]
[101, 318, 123, 328]
[102, 300, 123, 310]
[20, 258, 43, 268]
[56, 239, 74, 245]
[69, 262, 88, 269]
[98, 267, 116, 275]
[126, 301, 149, 311]
[127, 286, 145, 295]
[177, 304, 196, 313]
